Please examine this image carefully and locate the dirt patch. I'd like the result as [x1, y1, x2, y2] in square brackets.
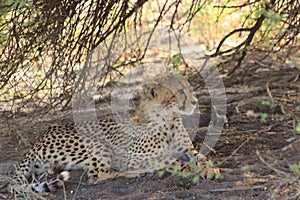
[0, 59, 299, 199]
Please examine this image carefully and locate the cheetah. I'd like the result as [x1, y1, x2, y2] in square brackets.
[9, 74, 219, 194]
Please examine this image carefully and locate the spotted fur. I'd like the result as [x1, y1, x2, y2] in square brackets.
[9, 75, 219, 194]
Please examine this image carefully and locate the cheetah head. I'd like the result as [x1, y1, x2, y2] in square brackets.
[139, 75, 198, 117]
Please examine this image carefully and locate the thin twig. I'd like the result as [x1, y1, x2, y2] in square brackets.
[266, 82, 275, 104]
[256, 150, 290, 177]
[219, 138, 250, 165]
[202, 141, 217, 154]
[210, 185, 266, 192]
[61, 180, 67, 200]
[71, 171, 86, 200]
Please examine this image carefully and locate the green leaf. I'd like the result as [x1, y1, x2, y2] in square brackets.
[4, 0, 16, 6]
[171, 53, 181, 70]
[157, 170, 165, 177]
[271, 159, 279, 166]
[180, 171, 191, 178]
[261, 100, 274, 107]
[291, 59, 300, 70]
[192, 175, 199, 183]
[112, 62, 122, 68]
[170, 165, 180, 175]
[273, 12, 282, 21]
[289, 163, 300, 175]
[259, 113, 268, 123]
[205, 160, 213, 167]
[242, 165, 252, 171]
[294, 123, 300, 133]
[256, 9, 267, 16]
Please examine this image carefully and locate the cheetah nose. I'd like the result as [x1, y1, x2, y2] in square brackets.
[191, 100, 197, 105]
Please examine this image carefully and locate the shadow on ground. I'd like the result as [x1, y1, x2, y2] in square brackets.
[0, 59, 299, 199]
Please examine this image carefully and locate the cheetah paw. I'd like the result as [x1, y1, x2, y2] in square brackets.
[198, 160, 221, 180]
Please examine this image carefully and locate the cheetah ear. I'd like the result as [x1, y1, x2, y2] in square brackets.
[142, 84, 157, 99]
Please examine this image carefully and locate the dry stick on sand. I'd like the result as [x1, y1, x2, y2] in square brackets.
[210, 185, 266, 193]
[256, 150, 288, 177]
[71, 171, 87, 200]
[256, 150, 298, 181]
[266, 82, 286, 115]
[61, 180, 67, 200]
[218, 138, 250, 165]
[256, 150, 300, 198]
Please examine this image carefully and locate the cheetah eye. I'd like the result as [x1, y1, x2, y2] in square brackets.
[178, 89, 185, 95]
[191, 100, 197, 105]
[150, 88, 157, 98]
